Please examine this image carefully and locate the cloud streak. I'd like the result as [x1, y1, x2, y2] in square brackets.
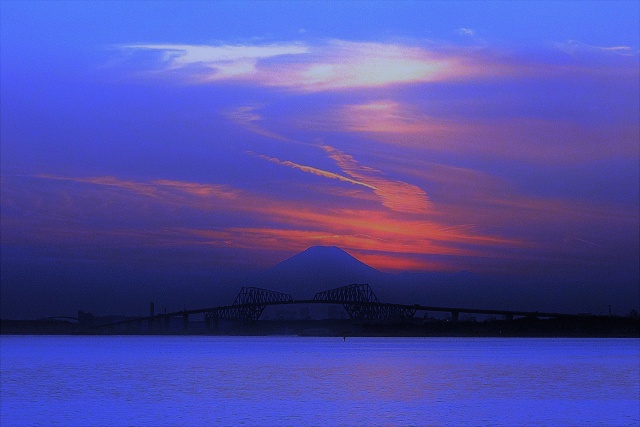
[340, 101, 446, 135]
[124, 42, 309, 80]
[247, 152, 377, 190]
[121, 40, 488, 92]
[3, 173, 524, 272]
[321, 146, 432, 214]
[555, 40, 638, 56]
[7, 166, 636, 276]
[225, 105, 296, 142]
[249, 146, 432, 215]
[334, 101, 639, 164]
[121, 38, 638, 93]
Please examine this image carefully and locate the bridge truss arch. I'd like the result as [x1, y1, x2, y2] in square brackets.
[205, 287, 293, 322]
[314, 284, 416, 321]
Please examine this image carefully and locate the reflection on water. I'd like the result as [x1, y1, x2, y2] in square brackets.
[1, 336, 639, 426]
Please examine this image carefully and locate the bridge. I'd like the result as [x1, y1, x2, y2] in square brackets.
[92, 284, 595, 333]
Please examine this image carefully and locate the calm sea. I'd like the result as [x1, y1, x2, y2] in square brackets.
[1, 336, 638, 426]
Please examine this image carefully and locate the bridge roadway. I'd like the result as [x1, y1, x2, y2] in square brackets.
[94, 289, 595, 332]
[172, 299, 588, 320]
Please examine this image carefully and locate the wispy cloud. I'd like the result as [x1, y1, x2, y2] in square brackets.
[182, 226, 479, 271]
[341, 100, 447, 134]
[3, 173, 523, 271]
[247, 152, 376, 190]
[335, 101, 639, 164]
[181, 226, 483, 259]
[248, 146, 431, 215]
[353, 252, 452, 272]
[457, 28, 475, 37]
[120, 38, 639, 93]
[322, 145, 432, 214]
[15, 167, 636, 275]
[225, 105, 294, 142]
[38, 174, 242, 202]
[121, 40, 484, 92]
[262, 40, 462, 91]
[555, 40, 638, 56]
[123, 42, 309, 80]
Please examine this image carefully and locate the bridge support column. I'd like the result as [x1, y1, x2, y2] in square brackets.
[451, 311, 459, 322]
[182, 312, 189, 332]
[164, 316, 170, 334]
[205, 316, 218, 333]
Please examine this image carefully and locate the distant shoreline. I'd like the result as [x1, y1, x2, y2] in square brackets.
[2, 316, 638, 338]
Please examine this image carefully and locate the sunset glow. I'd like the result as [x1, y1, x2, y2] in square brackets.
[1, 1, 638, 318]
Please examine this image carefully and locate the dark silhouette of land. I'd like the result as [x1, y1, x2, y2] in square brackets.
[2, 314, 639, 337]
[2, 247, 639, 337]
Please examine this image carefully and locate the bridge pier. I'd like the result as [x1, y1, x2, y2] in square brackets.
[182, 312, 189, 332]
[164, 316, 170, 334]
[205, 316, 218, 332]
[451, 311, 459, 322]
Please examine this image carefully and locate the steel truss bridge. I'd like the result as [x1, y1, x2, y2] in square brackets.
[94, 283, 593, 332]
[203, 284, 417, 322]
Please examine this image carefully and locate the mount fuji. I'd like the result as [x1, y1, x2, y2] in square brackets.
[259, 246, 383, 297]
[256, 246, 525, 310]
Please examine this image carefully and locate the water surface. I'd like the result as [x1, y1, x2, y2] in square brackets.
[1, 336, 638, 426]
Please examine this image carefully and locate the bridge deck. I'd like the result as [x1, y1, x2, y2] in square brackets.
[94, 299, 598, 330]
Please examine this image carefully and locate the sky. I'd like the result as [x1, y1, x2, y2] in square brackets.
[1, 1, 639, 318]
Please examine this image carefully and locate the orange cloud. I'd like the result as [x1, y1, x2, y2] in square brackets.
[29, 174, 532, 258]
[13, 173, 523, 272]
[185, 225, 459, 271]
[152, 179, 241, 200]
[322, 146, 432, 214]
[35, 168, 631, 276]
[182, 225, 483, 258]
[341, 101, 449, 135]
[248, 148, 431, 215]
[337, 104, 639, 164]
[351, 252, 452, 272]
[37, 174, 242, 207]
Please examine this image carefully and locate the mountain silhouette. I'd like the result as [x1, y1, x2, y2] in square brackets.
[260, 246, 381, 297]
[257, 246, 543, 311]
[273, 246, 379, 275]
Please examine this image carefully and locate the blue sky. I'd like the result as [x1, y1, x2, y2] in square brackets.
[1, 1, 639, 318]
